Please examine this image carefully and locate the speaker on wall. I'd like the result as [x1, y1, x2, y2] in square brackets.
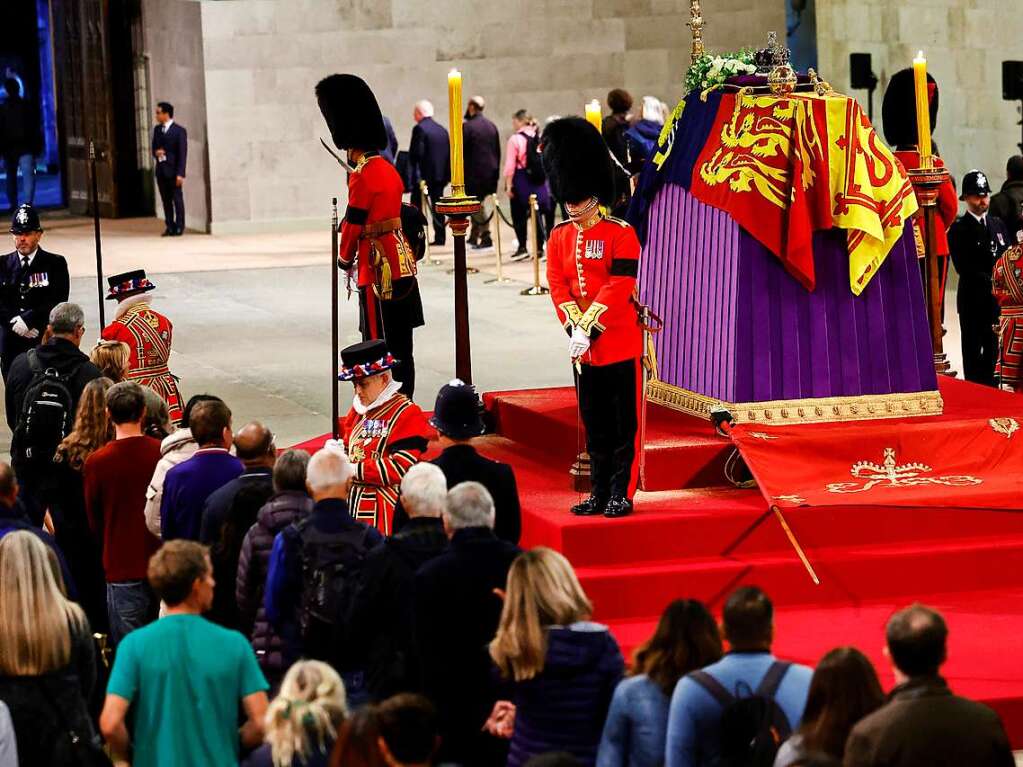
[850, 53, 877, 90]
[1003, 61, 1023, 101]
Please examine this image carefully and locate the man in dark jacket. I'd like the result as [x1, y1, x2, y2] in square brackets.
[0, 78, 43, 209]
[948, 170, 1011, 386]
[844, 603, 1014, 767]
[0, 205, 70, 379]
[414, 481, 521, 766]
[152, 101, 187, 236]
[200, 421, 276, 544]
[347, 461, 448, 701]
[393, 380, 521, 543]
[990, 155, 1023, 239]
[409, 100, 450, 246]
[6, 302, 101, 522]
[235, 449, 313, 689]
[463, 96, 501, 249]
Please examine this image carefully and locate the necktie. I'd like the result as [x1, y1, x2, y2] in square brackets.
[21, 256, 29, 273]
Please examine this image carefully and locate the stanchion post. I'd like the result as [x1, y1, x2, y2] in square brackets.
[485, 193, 511, 285]
[435, 191, 482, 383]
[420, 179, 443, 266]
[520, 193, 549, 296]
[330, 197, 340, 440]
[89, 141, 106, 328]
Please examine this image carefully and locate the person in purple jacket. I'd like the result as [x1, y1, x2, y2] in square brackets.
[489, 547, 624, 767]
[152, 102, 187, 236]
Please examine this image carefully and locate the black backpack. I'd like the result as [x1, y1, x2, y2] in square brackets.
[522, 130, 546, 184]
[294, 518, 372, 662]
[13, 350, 83, 468]
[688, 661, 793, 767]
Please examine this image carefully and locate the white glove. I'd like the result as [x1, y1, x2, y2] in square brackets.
[10, 316, 32, 338]
[323, 438, 346, 455]
[568, 325, 591, 359]
[24, 329, 38, 339]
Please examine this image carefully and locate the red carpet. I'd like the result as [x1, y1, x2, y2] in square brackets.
[296, 378, 1023, 745]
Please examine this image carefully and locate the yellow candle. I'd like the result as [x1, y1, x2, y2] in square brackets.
[912, 51, 932, 168]
[585, 99, 602, 133]
[448, 68, 465, 193]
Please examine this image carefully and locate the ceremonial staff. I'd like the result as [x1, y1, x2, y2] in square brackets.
[331, 197, 340, 439]
[89, 141, 105, 328]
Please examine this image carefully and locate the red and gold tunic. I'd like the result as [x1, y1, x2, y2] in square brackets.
[546, 213, 643, 366]
[339, 392, 430, 534]
[101, 298, 183, 422]
[993, 243, 1023, 389]
[339, 153, 417, 303]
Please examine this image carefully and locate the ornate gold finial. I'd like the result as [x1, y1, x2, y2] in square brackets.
[687, 0, 705, 64]
[808, 68, 833, 97]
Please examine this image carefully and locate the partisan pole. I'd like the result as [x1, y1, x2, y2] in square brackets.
[331, 197, 340, 439]
[89, 141, 105, 328]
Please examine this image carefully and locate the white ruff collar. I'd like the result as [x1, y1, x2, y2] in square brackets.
[115, 294, 151, 320]
[352, 378, 403, 415]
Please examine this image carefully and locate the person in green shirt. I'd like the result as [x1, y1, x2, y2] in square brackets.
[100, 539, 269, 767]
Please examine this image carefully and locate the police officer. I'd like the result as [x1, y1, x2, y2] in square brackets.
[948, 170, 1010, 386]
[543, 117, 644, 519]
[0, 204, 70, 379]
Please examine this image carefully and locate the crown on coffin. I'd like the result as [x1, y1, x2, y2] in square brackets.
[754, 31, 791, 74]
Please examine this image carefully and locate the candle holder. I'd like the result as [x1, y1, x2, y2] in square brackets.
[436, 191, 482, 384]
[908, 165, 953, 376]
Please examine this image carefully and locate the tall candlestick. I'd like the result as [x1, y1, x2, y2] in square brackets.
[912, 51, 933, 169]
[448, 69, 465, 194]
[585, 100, 602, 133]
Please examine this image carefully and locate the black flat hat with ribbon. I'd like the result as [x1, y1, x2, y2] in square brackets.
[429, 379, 484, 440]
[339, 339, 400, 381]
[106, 269, 157, 300]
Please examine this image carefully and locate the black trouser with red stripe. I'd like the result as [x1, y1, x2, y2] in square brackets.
[576, 357, 642, 500]
[358, 279, 425, 400]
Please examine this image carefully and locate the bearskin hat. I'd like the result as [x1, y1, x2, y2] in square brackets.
[881, 68, 939, 149]
[315, 74, 387, 151]
[541, 116, 615, 206]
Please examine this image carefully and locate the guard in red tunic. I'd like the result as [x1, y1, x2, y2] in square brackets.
[993, 236, 1023, 391]
[101, 269, 183, 422]
[317, 74, 425, 399]
[543, 117, 644, 519]
[334, 339, 430, 534]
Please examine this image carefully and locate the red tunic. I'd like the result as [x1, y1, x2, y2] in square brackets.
[339, 154, 417, 297]
[339, 393, 430, 534]
[101, 299, 183, 422]
[546, 214, 643, 366]
[993, 243, 1023, 388]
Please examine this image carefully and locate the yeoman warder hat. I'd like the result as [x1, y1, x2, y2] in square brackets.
[339, 339, 399, 381]
[106, 269, 157, 300]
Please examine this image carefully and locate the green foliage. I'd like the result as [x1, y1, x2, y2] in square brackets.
[684, 50, 758, 94]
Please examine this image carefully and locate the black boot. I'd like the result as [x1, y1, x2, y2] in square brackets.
[603, 496, 633, 518]
[571, 495, 606, 516]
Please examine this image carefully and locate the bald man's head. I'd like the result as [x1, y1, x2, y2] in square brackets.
[233, 421, 276, 468]
[0, 462, 17, 506]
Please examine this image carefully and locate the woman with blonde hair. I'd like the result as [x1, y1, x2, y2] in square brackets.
[0, 531, 100, 766]
[244, 660, 348, 767]
[41, 376, 114, 633]
[488, 547, 624, 767]
[90, 339, 131, 382]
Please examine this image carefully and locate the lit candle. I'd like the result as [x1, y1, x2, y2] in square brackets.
[585, 99, 602, 133]
[448, 68, 465, 194]
[912, 51, 933, 169]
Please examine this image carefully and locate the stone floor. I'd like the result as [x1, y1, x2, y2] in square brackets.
[0, 213, 968, 453]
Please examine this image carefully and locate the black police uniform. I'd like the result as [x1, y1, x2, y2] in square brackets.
[948, 172, 1010, 386]
[0, 206, 70, 379]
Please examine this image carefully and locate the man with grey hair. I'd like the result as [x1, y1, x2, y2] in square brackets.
[414, 480, 521, 764]
[6, 301, 100, 522]
[264, 447, 383, 706]
[410, 98, 450, 246]
[348, 462, 449, 700]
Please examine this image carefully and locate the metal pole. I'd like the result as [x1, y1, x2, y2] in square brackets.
[331, 197, 340, 439]
[520, 194, 549, 296]
[89, 141, 105, 328]
[485, 193, 511, 285]
[451, 214, 472, 384]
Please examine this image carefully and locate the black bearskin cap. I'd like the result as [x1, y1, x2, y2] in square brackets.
[315, 74, 387, 151]
[882, 68, 939, 149]
[541, 117, 615, 206]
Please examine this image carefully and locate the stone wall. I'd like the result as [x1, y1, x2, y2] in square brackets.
[141, 0, 210, 232]
[190, 0, 786, 233]
[816, 0, 1023, 198]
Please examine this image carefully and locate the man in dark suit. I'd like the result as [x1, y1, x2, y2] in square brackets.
[948, 170, 1010, 386]
[844, 603, 1014, 767]
[0, 78, 43, 210]
[414, 482, 519, 766]
[393, 380, 521, 543]
[0, 205, 69, 379]
[463, 96, 501, 249]
[409, 100, 450, 246]
[151, 101, 187, 236]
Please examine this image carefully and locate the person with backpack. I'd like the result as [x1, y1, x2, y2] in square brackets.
[264, 447, 383, 707]
[665, 587, 813, 767]
[5, 301, 100, 523]
[504, 109, 552, 260]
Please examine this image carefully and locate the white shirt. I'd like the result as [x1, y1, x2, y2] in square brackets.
[161, 119, 174, 133]
[968, 210, 987, 226]
[18, 248, 37, 269]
